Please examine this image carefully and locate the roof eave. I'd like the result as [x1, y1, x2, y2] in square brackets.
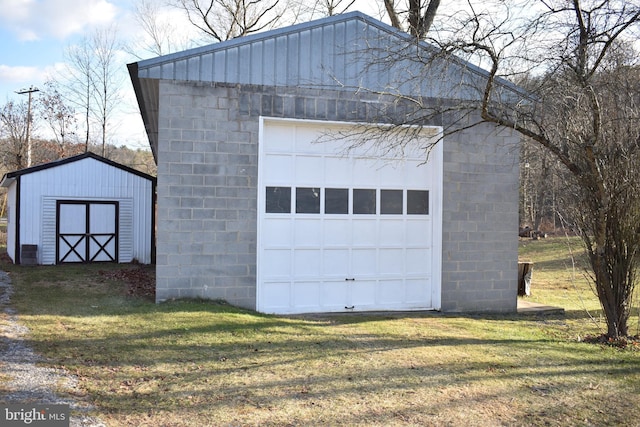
[128, 62, 159, 162]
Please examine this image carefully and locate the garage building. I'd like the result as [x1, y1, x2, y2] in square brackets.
[129, 11, 522, 314]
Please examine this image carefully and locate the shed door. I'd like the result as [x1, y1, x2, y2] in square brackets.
[257, 119, 443, 314]
[56, 201, 119, 263]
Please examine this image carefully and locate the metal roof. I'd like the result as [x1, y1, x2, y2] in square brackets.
[0, 152, 156, 188]
[128, 11, 526, 157]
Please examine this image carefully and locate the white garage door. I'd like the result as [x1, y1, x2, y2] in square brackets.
[257, 118, 442, 314]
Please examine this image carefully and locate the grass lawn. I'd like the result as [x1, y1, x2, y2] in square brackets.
[1, 237, 639, 426]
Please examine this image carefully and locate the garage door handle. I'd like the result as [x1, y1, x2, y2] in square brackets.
[345, 306, 355, 310]
[345, 278, 355, 281]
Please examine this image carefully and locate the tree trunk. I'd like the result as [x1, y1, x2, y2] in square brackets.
[582, 166, 634, 339]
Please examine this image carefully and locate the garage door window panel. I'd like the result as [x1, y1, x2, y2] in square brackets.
[353, 189, 376, 214]
[266, 187, 291, 213]
[296, 187, 320, 214]
[408, 190, 429, 215]
[381, 189, 403, 214]
[325, 188, 349, 214]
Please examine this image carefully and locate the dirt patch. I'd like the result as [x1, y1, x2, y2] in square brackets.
[99, 265, 155, 300]
[582, 334, 640, 349]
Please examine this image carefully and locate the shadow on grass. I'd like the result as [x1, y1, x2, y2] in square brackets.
[4, 261, 640, 426]
[14, 317, 637, 426]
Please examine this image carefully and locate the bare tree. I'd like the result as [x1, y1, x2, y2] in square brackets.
[519, 132, 567, 234]
[129, 0, 196, 58]
[37, 80, 78, 157]
[59, 26, 123, 155]
[289, 0, 357, 19]
[91, 26, 123, 156]
[384, 0, 441, 39]
[381, 0, 640, 339]
[171, 0, 286, 42]
[0, 101, 30, 170]
[63, 37, 95, 150]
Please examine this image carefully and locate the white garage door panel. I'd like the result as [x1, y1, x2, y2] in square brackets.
[323, 249, 350, 276]
[378, 280, 404, 304]
[324, 157, 351, 184]
[379, 249, 405, 275]
[351, 249, 378, 276]
[381, 170, 406, 186]
[407, 161, 431, 181]
[321, 282, 350, 308]
[379, 220, 405, 245]
[406, 279, 431, 304]
[406, 220, 432, 245]
[264, 155, 294, 182]
[263, 219, 292, 246]
[294, 219, 322, 246]
[351, 280, 376, 306]
[262, 282, 291, 309]
[258, 119, 442, 314]
[296, 156, 325, 183]
[295, 127, 325, 153]
[293, 282, 321, 307]
[352, 221, 377, 246]
[294, 250, 321, 277]
[262, 249, 291, 277]
[267, 125, 295, 151]
[352, 159, 381, 186]
[324, 219, 350, 245]
[406, 249, 432, 274]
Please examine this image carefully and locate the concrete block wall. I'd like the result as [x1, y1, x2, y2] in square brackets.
[440, 119, 520, 312]
[156, 81, 259, 307]
[156, 80, 520, 312]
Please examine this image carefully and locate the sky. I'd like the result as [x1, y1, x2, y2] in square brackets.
[0, 0, 383, 151]
[0, 0, 153, 149]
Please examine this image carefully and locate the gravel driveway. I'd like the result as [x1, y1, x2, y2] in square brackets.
[0, 270, 106, 426]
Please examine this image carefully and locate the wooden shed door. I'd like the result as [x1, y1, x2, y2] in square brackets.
[56, 201, 119, 263]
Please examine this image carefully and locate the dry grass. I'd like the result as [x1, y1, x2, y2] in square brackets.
[1, 240, 639, 426]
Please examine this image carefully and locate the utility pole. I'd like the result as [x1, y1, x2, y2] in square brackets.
[16, 85, 40, 167]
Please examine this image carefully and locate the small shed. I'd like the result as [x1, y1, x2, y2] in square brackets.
[0, 152, 156, 265]
[129, 11, 524, 314]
